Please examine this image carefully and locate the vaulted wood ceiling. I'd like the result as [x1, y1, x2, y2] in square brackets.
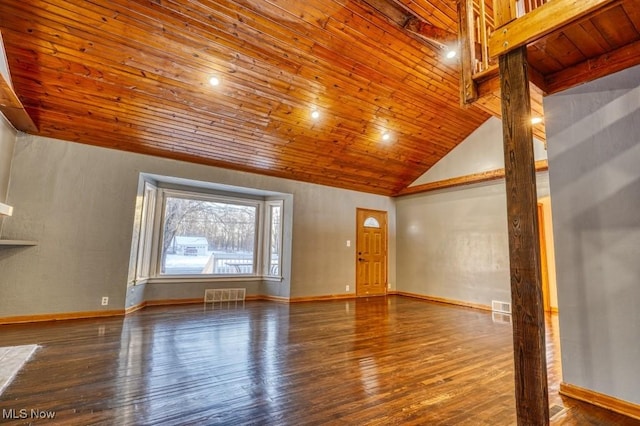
[1, 1, 638, 196]
[0, 0, 493, 196]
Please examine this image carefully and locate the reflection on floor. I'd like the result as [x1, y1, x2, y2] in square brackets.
[0, 345, 38, 395]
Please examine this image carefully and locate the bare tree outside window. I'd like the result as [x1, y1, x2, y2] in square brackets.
[161, 196, 257, 275]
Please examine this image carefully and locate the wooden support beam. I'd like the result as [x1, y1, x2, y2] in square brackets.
[362, 0, 411, 26]
[457, 0, 478, 104]
[499, 46, 549, 425]
[0, 31, 37, 132]
[489, 0, 617, 59]
[0, 67, 37, 133]
[404, 17, 458, 45]
[395, 160, 548, 196]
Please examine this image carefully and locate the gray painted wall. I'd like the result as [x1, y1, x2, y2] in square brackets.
[397, 173, 550, 307]
[398, 115, 551, 308]
[545, 65, 640, 404]
[0, 134, 395, 317]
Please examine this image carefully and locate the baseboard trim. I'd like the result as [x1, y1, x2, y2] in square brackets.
[125, 302, 146, 314]
[248, 295, 289, 303]
[394, 291, 492, 311]
[289, 293, 357, 303]
[145, 298, 203, 307]
[560, 382, 640, 420]
[1, 293, 488, 324]
[0, 309, 125, 325]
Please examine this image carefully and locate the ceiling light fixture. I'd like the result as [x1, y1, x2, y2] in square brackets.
[446, 50, 457, 59]
[311, 110, 320, 119]
[382, 132, 391, 142]
[531, 116, 543, 125]
[209, 76, 220, 86]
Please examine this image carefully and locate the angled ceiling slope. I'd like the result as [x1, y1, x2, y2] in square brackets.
[0, 0, 490, 196]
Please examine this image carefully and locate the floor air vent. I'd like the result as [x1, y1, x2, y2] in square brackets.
[549, 404, 566, 420]
[492, 312, 512, 324]
[204, 288, 246, 303]
[491, 300, 512, 314]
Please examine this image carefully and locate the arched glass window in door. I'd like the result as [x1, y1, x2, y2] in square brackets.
[363, 217, 380, 228]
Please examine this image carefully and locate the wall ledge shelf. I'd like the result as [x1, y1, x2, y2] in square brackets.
[0, 202, 13, 216]
[0, 240, 38, 247]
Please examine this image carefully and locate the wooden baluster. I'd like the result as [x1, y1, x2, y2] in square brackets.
[479, 0, 489, 71]
[457, 0, 478, 103]
[494, 0, 517, 27]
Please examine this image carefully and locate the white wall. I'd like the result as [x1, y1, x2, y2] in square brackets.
[0, 134, 395, 317]
[410, 117, 547, 186]
[545, 64, 640, 404]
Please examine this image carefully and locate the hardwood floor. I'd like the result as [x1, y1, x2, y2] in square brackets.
[0, 296, 638, 425]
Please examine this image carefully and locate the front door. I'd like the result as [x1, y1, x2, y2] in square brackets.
[356, 208, 388, 296]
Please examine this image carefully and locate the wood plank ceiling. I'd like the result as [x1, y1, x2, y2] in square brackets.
[0, 0, 493, 196]
[528, 0, 640, 94]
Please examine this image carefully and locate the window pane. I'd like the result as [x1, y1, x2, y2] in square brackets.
[268, 204, 281, 276]
[363, 217, 380, 228]
[161, 196, 256, 275]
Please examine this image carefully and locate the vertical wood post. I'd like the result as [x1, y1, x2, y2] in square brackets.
[499, 46, 549, 425]
[457, 0, 477, 104]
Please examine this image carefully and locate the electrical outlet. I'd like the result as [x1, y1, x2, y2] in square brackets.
[101, 296, 109, 306]
[346, 285, 350, 292]
[346, 240, 351, 247]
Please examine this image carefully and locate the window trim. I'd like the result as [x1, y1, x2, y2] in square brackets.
[132, 176, 288, 285]
[135, 181, 157, 282]
[263, 200, 283, 279]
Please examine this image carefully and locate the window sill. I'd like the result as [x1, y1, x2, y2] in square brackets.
[146, 275, 282, 285]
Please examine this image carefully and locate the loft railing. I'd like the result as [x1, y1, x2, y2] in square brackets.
[459, 0, 548, 103]
[518, 0, 548, 15]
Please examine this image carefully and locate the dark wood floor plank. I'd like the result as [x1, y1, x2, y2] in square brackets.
[0, 296, 638, 425]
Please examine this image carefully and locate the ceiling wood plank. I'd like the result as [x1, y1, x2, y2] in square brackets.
[544, 38, 640, 95]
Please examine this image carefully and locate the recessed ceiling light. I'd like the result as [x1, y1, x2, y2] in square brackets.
[446, 50, 457, 59]
[209, 76, 220, 86]
[382, 132, 391, 141]
[311, 110, 320, 119]
[531, 116, 543, 125]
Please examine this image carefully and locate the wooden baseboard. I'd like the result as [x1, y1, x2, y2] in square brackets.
[289, 293, 357, 303]
[2, 293, 490, 325]
[0, 309, 125, 325]
[145, 298, 203, 307]
[125, 302, 147, 314]
[394, 291, 492, 311]
[560, 382, 640, 420]
[248, 295, 289, 303]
